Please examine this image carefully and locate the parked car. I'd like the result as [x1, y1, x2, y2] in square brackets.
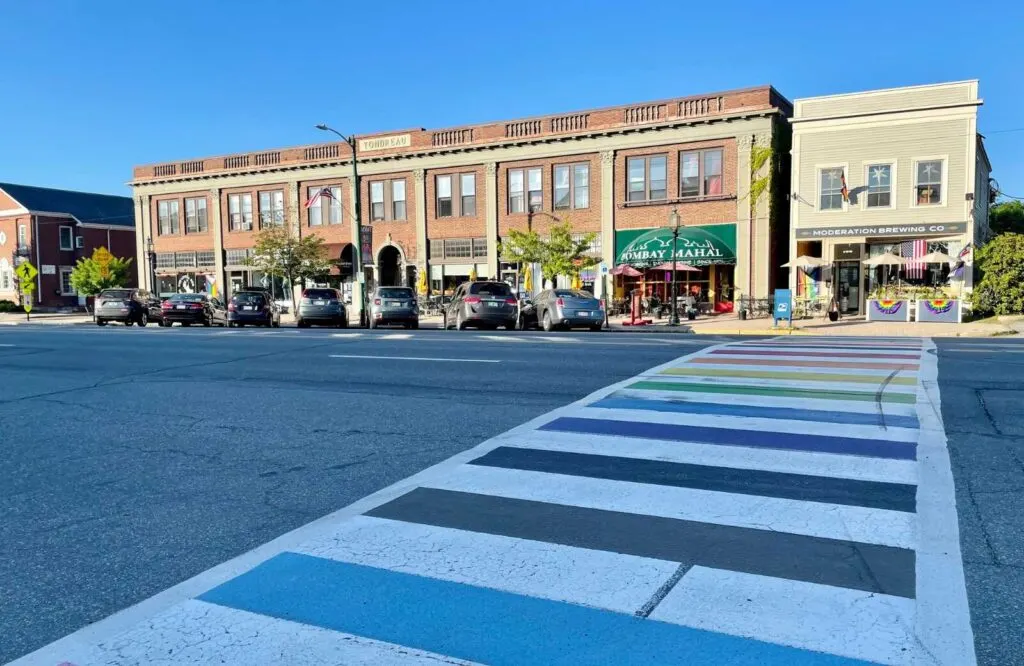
[533, 289, 604, 331]
[444, 281, 518, 330]
[228, 289, 281, 328]
[297, 288, 348, 328]
[95, 288, 162, 327]
[160, 293, 227, 327]
[369, 286, 419, 329]
[516, 295, 538, 330]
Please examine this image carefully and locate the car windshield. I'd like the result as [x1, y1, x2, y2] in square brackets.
[555, 290, 593, 299]
[304, 289, 337, 300]
[469, 282, 511, 297]
[100, 289, 132, 299]
[169, 294, 205, 303]
[233, 292, 267, 304]
[378, 288, 413, 299]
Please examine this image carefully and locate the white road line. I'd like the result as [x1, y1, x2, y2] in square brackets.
[67, 599, 473, 666]
[569, 405, 918, 442]
[652, 566, 920, 666]
[295, 515, 677, 614]
[941, 347, 1024, 353]
[498, 430, 918, 485]
[424, 465, 917, 549]
[330, 354, 500, 363]
[0, 343, 15, 347]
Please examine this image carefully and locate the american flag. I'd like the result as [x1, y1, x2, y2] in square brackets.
[900, 239, 927, 279]
[304, 187, 336, 209]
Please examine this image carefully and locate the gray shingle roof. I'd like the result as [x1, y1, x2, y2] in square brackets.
[0, 182, 135, 227]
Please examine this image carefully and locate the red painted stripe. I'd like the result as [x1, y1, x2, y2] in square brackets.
[710, 349, 921, 360]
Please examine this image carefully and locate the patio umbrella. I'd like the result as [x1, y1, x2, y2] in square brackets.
[523, 268, 533, 293]
[920, 251, 954, 265]
[648, 262, 700, 272]
[781, 255, 828, 269]
[609, 265, 642, 277]
[469, 266, 478, 281]
[862, 252, 906, 267]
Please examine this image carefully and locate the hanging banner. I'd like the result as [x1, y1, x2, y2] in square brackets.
[916, 299, 961, 323]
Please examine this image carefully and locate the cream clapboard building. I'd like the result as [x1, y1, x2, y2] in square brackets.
[788, 80, 992, 316]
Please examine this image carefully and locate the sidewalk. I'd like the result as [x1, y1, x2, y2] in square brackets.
[0, 312, 93, 326]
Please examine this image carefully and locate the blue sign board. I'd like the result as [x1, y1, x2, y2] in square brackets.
[773, 289, 792, 325]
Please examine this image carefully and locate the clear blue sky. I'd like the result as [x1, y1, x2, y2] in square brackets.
[2, 0, 1022, 199]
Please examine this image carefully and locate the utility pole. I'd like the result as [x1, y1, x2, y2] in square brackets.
[668, 208, 681, 326]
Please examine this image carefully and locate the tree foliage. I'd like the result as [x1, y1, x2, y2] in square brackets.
[973, 233, 1024, 315]
[247, 229, 333, 310]
[69, 248, 133, 298]
[989, 201, 1024, 236]
[499, 222, 599, 285]
[498, 229, 546, 265]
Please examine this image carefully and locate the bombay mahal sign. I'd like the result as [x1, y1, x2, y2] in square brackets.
[795, 223, 967, 239]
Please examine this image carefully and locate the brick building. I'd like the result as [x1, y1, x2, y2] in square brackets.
[0, 183, 137, 310]
[129, 85, 792, 312]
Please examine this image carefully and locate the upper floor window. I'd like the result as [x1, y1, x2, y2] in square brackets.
[508, 170, 524, 214]
[307, 186, 324, 226]
[508, 167, 542, 214]
[554, 164, 589, 210]
[819, 168, 845, 211]
[392, 179, 407, 221]
[916, 160, 943, 205]
[184, 197, 208, 233]
[370, 182, 386, 221]
[228, 193, 253, 231]
[460, 173, 476, 216]
[866, 164, 892, 208]
[627, 155, 667, 202]
[327, 186, 342, 224]
[258, 190, 284, 228]
[59, 226, 74, 250]
[527, 168, 542, 212]
[16, 224, 26, 249]
[157, 200, 180, 235]
[436, 175, 453, 217]
[680, 149, 723, 198]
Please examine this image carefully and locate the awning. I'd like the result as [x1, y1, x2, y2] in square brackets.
[615, 223, 736, 267]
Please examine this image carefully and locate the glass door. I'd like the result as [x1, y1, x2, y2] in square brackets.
[837, 262, 861, 315]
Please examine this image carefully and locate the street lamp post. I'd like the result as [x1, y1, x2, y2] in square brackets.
[146, 236, 156, 296]
[315, 123, 365, 327]
[668, 208, 681, 326]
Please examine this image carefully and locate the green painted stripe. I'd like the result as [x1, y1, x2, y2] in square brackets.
[629, 380, 917, 404]
[660, 367, 918, 386]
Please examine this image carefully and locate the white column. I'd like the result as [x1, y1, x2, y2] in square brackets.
[209, 188, 225, 299]
[134, 194, 148, 290]
[735, 134, 754, 303]
[485, 162, 499, 277]
[414, 168, 427, 280]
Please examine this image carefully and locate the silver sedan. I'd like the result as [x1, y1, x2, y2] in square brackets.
[533, 289, 604, 331]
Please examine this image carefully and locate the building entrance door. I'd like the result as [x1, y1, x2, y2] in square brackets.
[836, 261, 861, 315]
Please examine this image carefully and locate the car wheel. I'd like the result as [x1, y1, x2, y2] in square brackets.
[227, 321, 235, 328]
[456, 310, 468, 330]
[590, 324, 603, 332]
[124, 319, 134, 327]
[505, 318, 517, 330]
[138, 312, 148, 327]
[542, 310, 554, 332]
[411, 321, 419, 330]
[96, 319, 107, 327]
[272, 318, 280, 328]
[340, 315, 349, 329]
[203, 318, 212, 327]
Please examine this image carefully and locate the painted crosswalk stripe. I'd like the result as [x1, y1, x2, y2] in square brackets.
[592, 395, 920, 428]
[628, 380, 918, 404]
[658, 366, 919, 385]
[369, 488, 915, 596]
[708, 348, 923, 360]
[469, 446, 916, 511]
[541, 416, 917, 460]
[199, 553, 872, 665]
[421, 465, 917, 549]
[689, 356, 920, 371]
[652, 566, 920, 665]
[293, 515, 678, 614]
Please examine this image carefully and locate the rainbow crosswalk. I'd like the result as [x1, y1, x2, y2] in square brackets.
[19, 337, 974, 666]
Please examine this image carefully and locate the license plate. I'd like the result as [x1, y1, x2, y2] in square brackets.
[244, 306, 255, 311]
[315, 300, 326, 306]
[578, 311, 590, 317]
[385, 301, 398, 307]
[487, 301, 500, 308]
[176, 305, 186, 310]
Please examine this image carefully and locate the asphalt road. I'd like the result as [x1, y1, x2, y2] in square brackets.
[0, 325, 722, 663]
[934, 337, 1024, 666]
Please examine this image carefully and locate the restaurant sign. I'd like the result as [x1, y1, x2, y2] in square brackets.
[615, 223, 736, 267]
[795, 223, 967, 239]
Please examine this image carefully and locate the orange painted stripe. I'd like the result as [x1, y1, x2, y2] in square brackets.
[689, 357, 919, 371]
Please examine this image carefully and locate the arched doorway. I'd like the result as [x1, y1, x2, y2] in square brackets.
[377, 245, 402, 286]
[338, 244, 355, 279]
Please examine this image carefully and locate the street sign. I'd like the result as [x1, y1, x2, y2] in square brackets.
[599, 262, 609, 276]
[15, 261, 37, 283]
[94, 247, 113, 278]
[23, 301, 32, 314]
[773, 288, 793, 326]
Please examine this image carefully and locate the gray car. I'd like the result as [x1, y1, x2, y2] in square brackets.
[296, 288, 347, 328]
[369, 286, 419, 329]
[533, 289, 604, 331]
[445, 281, 517, 330]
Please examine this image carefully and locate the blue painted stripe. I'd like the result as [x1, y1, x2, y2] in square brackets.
[540, 417, 916, 460]
[200, 552, 872, 666]
[593, 395, 920, 429]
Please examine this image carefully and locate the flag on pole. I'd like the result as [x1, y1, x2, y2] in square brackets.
[952, 242, 972, 278]
[840, 171, 849, 202]
[958, 242, 973, 259]
[304, 187, 336, 209]
[900, 239, 927, 279]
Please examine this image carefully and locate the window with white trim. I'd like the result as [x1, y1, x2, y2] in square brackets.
[627, 155, 667, 202]
[680, 148, 723, 198]
[554, 164, 589, 210]
[185, 197, 208, 233]
[392, 179, 407, 220]
[17, 224, 26, 249]
[819, 168, 845, 211]
[370, 181, 386, 221]
[866, 164, 892, 208]
[258, 190, 285, 228]
[157, 200, 179, 235]
[915, 160, 942, 205]
[59, 226, 74, 250]
[228, 193, 253, 231]
[460, 174, 475, 216]
[60, 267, 75, 295]
[436, 175, 452, 217]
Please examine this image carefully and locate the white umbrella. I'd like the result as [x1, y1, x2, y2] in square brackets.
[862, 252, 906, 267]
[781, 255, 828, 269]
[919, 251, 953, 264]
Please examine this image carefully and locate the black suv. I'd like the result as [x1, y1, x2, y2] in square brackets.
[95, 288, 162, 327]
[227, 289, 281, 328]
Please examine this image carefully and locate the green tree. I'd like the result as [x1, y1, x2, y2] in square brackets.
[247, 228, 333, 312]
[973, 233, 1024, 315]
[540, 223, 600, 284]
[69, 248, 133, 310]
[989, 201, 1024, 236]
[499, 228, 546, 265]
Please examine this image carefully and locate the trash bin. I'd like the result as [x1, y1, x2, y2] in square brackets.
[739, 310, 747, 321]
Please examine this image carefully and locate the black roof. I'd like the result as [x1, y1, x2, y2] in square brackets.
[0, 182, 135, 227]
